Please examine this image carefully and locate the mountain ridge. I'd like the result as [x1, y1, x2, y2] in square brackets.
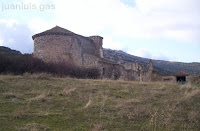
[0, 46, 22, 56]
[103, 48, 200, 76]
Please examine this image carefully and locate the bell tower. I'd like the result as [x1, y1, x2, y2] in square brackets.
[89, 36, 103, 58]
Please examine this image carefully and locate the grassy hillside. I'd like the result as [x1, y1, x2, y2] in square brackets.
[0, 75, 200, 130]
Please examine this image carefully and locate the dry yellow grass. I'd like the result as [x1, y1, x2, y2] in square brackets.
[28, 92, 49, 102]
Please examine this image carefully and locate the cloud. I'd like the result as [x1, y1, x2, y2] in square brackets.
[28, 18, 56, 33]
[50, 0, 200, 43]
[1, 0, 199, 62]
[128, 48, 169, 61]
[152, 53, 169, 61]
[26, 0, 200, 53]
[0, 19, 18, 28]
[103, 36, 124, 50]
[120, 0, 135, 7]
[0, 37, 4, 46]
[0, 19, 34, 53]
[134, 48, 152, 58]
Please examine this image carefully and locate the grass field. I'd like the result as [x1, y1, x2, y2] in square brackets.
[0, 74, 199, 131]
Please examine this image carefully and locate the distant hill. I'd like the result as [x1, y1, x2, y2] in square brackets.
[1, 46, 199, 76]
[0, 46, 22, 56]
[103, 48, 200, 76]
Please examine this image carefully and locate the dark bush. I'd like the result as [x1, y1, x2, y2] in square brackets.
[0, 53, 100, 79]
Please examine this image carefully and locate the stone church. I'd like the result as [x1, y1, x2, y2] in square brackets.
[32, 26, 156, 81]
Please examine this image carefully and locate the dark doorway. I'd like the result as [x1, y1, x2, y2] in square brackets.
[102, 68, 105, 75]
[176, 76, 186, 82]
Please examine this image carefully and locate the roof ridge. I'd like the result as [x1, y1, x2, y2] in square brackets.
[173, 71, 190, 76]
[50, 26, 75, 34]
[32, 26, 77, 40]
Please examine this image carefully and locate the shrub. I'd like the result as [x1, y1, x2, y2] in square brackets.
[0, 53, 100, 79]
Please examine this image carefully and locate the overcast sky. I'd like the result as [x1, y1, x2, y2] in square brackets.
[0, 0, 200, 62]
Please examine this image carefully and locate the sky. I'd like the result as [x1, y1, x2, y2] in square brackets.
[0, 0, 200, 62]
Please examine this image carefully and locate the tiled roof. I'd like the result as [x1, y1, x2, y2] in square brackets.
[173, 72, 190, 76]
[32, 26, 75, 40]
[44, 26, 75, 34]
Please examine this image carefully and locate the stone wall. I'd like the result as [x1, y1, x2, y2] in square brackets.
[89, 36, 103, 58]
[33, 26, 156, 82]
[82, 53, 99, 67]
[140, 60, 153, 82]
[76, 36, 97, 57]
[123, 60, 153, 82]
[98, 60, 148, 81]
[34, 35, 80, 64]
[124, 61, 139, 71]
[152, 72, 162, 81]
[33, 33, 103, 67]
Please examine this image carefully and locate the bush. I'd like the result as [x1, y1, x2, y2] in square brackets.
[0, 53, 100, 79]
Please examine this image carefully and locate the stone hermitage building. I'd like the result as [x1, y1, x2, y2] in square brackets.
[32, 26, 159, 81]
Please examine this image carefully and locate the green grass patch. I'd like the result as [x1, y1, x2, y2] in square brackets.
[0, 75, 199, 130]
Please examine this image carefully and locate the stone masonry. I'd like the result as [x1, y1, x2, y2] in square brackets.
[32, 26, 155, 81]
